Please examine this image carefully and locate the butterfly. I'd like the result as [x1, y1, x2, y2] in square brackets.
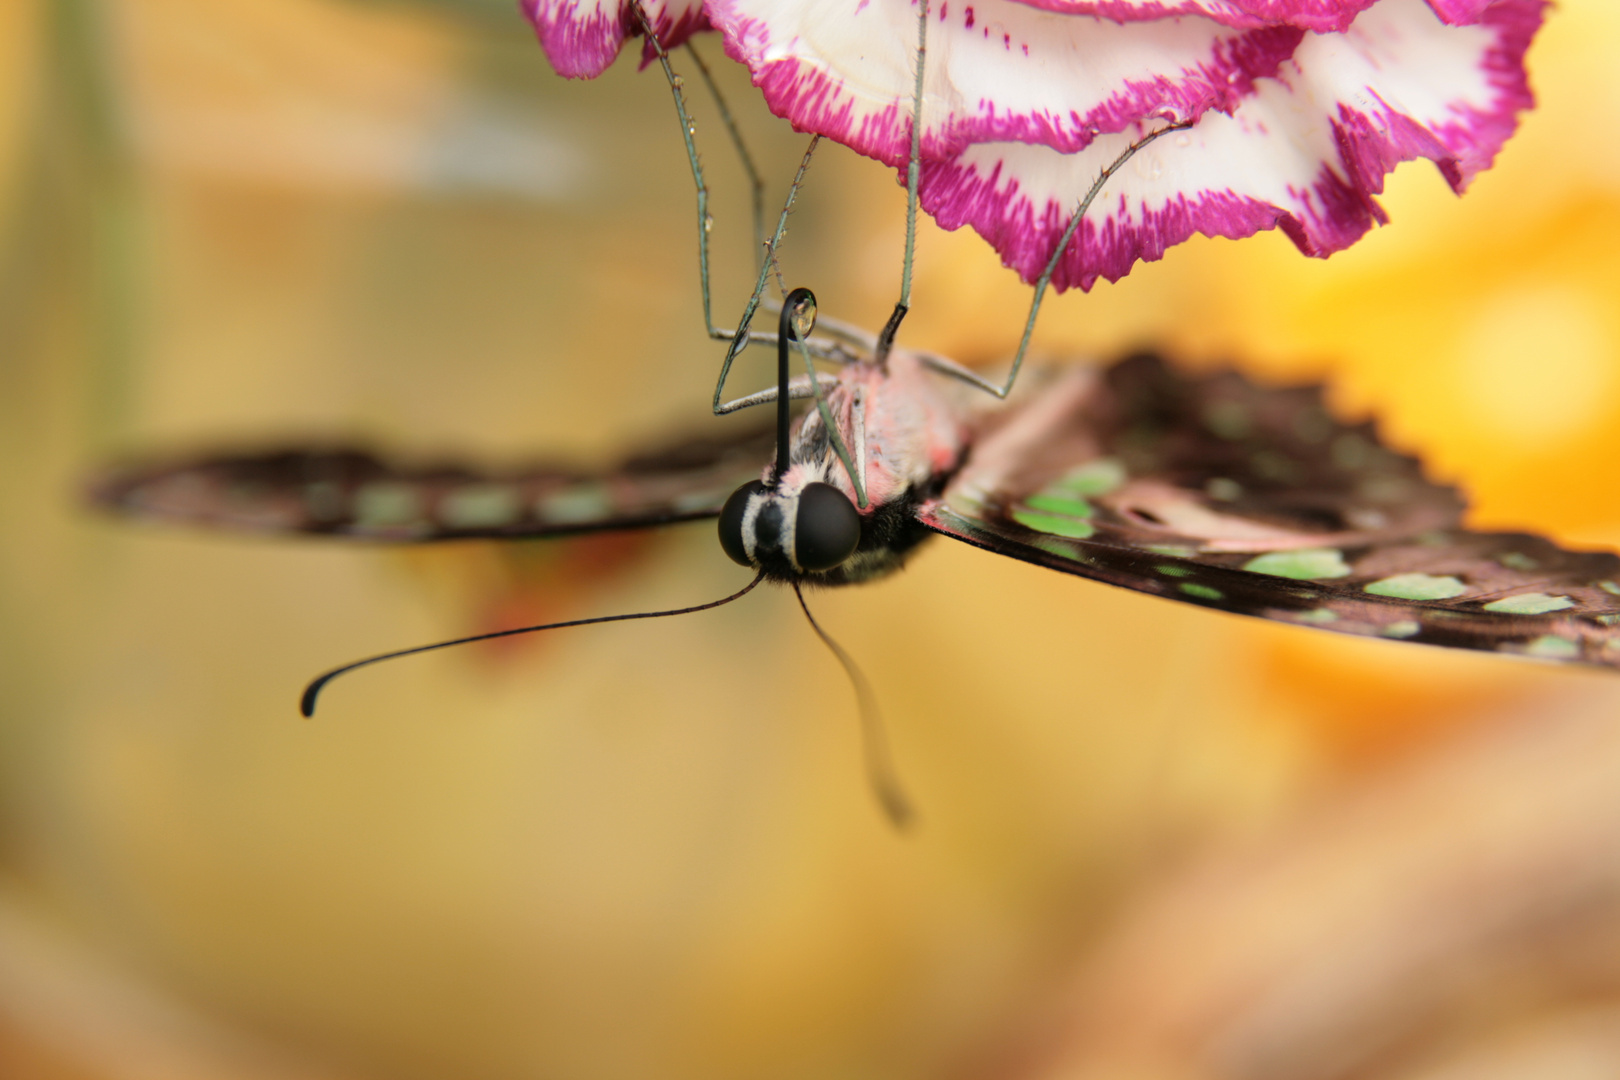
[91, 282, 1620, 827]
[93, 293, 1620, 682]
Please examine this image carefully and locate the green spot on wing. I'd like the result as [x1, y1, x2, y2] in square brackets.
[1497, 552, 1539, 571]
[1202, 401, 1252, 440]
[673, 489, 728, 513]
[539, 485, 612, 525]
[1364, 573, 1467, 601]
[1155, 564, 1192, 578]
[1251, 450, 1301, 483]
[1179, 583, 1223, 601]
[1023, 493, 1095, 518]
[1243, 548, 1352, 580]
[1331, 433, 1372, 470]
[1600, 581, 1620, 596]
[1204, 477, 1242, 502]
[440, 484, 522, 528]
[354, 482, 422, 528]
[1483, 593, 1575, 615]
[1521, 634, 1579, 660]
[1146, 544, 1197, 558]
[1011, 509, 1095, 539]
[1381, 620, 1421, 639]
[1032, 536, 1090, 561]
[1052, 458, 1126, 497]
[1295, 608, 1339, 624]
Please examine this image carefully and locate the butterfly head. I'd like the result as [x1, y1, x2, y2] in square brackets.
[717, 470, 861, 579]
[714, 285, 863, 579]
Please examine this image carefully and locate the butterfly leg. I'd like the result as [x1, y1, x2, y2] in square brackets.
[631, 3, 722, 334]
[922, 120, 1197, 400]
[682, 41, 766, 278]
[630, 4, 819, 352]
[872, 0, 931, 366]
[710, 136, 825, 413]
[714, 372, 840, 415]
[685, 38, 873, 365]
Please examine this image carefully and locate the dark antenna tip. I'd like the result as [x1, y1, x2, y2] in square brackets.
[299, 678, 327, 718]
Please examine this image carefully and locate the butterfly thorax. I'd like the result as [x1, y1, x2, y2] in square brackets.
[800, 350, 973, 503]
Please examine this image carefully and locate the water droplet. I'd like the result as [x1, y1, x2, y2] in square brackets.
[792, 296, 818, 340]
[1174, 132, 1192, 148]
[671, 75, 684, 89]
[703, 214, 714, 233]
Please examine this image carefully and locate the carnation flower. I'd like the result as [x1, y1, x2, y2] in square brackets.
[525, 0, 710, 78]
[525, 0, 1546, 290]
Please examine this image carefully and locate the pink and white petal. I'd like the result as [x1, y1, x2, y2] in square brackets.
[524, 0, 706, 79]
[1423, 0, 1499, 26]
[1009, 0, 1379, 34]
[1008, 0, 1506, 34]
[708, 0, 1303, 165]
[921, 0, 1545, 290]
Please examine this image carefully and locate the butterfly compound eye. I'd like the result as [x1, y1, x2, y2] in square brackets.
[718, 480, 765, 567]
[794, 482, 860, 572]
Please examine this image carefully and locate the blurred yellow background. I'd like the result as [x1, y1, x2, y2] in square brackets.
[4, 1, 1620, 1078]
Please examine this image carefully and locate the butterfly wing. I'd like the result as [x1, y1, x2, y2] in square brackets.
[90, 419, 775, 541]
[918, 353, 1620, 668]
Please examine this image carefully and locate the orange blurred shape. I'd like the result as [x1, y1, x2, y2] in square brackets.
[115, 0, 465, 192]
[1285, 197, 1620, 541]
[980, 690, 1620, 1080]
[392, 530, 661, 663]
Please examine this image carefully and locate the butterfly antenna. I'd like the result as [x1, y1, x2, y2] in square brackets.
[873, 0, 930, 368]
[299, 571, 766, 718]
[793, 583, 914, 829]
